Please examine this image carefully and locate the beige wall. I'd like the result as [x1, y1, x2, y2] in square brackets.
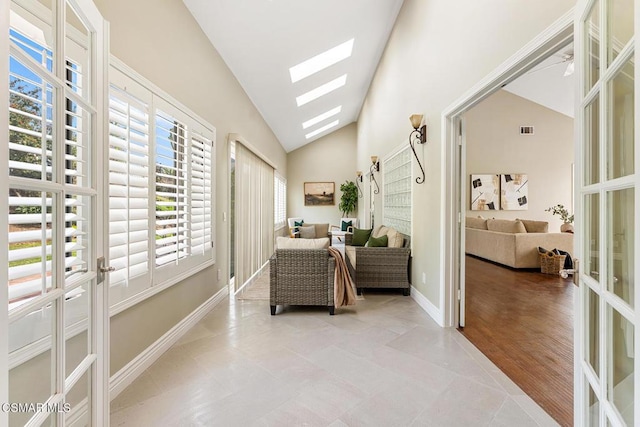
[465, 90, 574, 232]
[287, 123, 358, 225]
[92, 0, 287, 373]
[357, 0, 575, 310]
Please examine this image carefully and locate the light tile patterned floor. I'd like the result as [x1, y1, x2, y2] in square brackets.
[110, 292, 559, 426]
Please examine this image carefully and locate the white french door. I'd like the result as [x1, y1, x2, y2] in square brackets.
[3, 0, 108, 425]
[575, 0, 638, 425]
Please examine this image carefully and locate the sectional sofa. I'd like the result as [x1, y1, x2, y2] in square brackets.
[465, 217, 573, 269]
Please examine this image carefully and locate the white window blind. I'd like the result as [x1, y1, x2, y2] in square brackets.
[383, 147, 412, 236]
[190, 133, 213, 255]
[108, 85, 150, 287]
[274, 173, 286, 229]
[155, 110, 189, 267]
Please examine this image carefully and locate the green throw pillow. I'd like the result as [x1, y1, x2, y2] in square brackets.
[341, 220, 352, 232]
[366, 235, 388, 247]
[351, 228, 372, 246]
[294, 220, 304, 227]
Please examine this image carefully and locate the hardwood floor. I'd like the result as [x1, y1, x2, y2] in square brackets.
[459, 255, 574, 427]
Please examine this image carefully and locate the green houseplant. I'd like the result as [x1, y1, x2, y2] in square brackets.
[338, 181, 358, 217]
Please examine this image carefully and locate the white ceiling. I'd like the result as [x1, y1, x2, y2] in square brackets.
[503, 44, 575, 118]
[182, 0, 404, 152]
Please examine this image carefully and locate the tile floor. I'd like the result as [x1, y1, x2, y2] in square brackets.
[110, 291, 559, 426]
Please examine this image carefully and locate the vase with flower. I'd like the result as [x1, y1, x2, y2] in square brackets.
[545, 204, 574, 233]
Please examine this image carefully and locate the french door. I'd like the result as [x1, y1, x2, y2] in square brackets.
[3, 0, 108, 425]
[575, 0, 638, 425]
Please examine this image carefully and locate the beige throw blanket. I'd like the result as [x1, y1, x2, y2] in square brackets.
[328, 247, 356, 307]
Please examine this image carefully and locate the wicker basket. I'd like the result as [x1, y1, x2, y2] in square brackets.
[539, 252, 566, 275]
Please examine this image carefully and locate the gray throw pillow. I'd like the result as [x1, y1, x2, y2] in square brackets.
[299, 225, 316, 239]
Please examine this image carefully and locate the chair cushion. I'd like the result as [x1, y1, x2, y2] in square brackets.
[299, 225, 317, 238]
[276, 236, 329, 249]
[366, 235, 388, 247]
[341, 220, 353, 231]
[314, 223, 329, 237]
[352, 228, 372, 246]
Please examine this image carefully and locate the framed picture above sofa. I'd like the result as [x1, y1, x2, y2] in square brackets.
[500, 174, 528, 210]
[304, 182, 335, 206]
[470, 174, 500, 210]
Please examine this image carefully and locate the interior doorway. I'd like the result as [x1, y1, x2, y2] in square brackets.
[442, 10, 575, 427]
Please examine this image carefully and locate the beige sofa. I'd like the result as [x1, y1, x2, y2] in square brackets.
[465, 217, 573, 268]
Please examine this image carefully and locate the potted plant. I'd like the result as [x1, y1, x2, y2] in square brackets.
[338, 180, 358, 217]
[545, 204, 574, 233]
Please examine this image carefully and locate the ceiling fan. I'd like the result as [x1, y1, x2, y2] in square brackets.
[527, 53, 575, 77]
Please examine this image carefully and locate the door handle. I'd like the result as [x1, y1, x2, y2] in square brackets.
[97, 257, 114, 284]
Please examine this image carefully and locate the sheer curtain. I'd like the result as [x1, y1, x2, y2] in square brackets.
[234, 143, 275, 292]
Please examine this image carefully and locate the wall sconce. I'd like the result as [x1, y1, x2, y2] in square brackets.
[355, 171, 363, 198]
[409, 114, 427, 184]
[370, 155, 380, 194]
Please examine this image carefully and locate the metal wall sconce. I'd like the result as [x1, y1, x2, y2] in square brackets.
[409, 114, 427, 184]
[355, 171, 363, 197]
[370, 155, 380, 194]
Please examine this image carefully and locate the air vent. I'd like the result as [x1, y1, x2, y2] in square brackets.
[520, 126, 534, 135]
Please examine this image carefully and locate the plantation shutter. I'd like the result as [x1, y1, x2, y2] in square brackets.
[108, 85, 150, 287]
[155, 109, 189, 267]
[190, 132, 212, 255]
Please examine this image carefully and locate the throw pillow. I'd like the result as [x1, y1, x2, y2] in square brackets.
[466, 217, 488, 230]
[299, 225, 316, 239]
[519, 219, 549, 233]
[341, 220, 353, 232]
[351, 228, 372, 246]
[386, 227, 404, 248]
[372, 225, 389, 238]
[366, 234, 388, 247]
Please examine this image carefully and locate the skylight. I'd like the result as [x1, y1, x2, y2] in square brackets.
[289, 39, 354, 83]
[302, 106, 342, 129]
[296, 75, 347, 107]
[305, 120, 340, 139]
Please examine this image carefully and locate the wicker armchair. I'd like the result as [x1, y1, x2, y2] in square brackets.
[269, 249, 336, 315]
[344, 232, 411, 295]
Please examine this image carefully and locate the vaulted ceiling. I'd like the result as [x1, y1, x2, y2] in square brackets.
[183, 0, 405, 152]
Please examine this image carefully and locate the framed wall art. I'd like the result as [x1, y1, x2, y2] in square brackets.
[470, 174, 500, 210]
[500, 174, 528, 210]
[304, 182, 335, 206]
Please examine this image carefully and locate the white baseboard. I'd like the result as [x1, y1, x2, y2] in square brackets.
[411, 285, 444, 327]
[109, 286, 229, 400]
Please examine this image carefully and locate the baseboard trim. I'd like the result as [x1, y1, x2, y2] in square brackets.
[109, 286, 229, 400]
[411, 285, 444, 327]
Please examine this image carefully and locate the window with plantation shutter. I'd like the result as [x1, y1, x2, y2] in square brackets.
[107, 60, 215, 311]
[108, 84, 150, 288]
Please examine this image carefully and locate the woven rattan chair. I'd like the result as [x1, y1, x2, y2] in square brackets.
[269, 249, 336, 315]
[344, 232, 411, 295]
